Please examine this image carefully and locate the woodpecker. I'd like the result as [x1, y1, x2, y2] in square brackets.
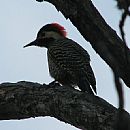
[24, 23, 96, 95]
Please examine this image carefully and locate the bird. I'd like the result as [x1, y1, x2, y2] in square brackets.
[24, 23, 96, 95]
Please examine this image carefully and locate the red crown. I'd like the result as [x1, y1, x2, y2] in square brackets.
[51, 23, 67, 37]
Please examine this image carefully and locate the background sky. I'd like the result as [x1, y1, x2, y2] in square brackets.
[0, 0, 130, 130]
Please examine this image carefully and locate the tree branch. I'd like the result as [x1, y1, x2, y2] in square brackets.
[0, 81, 130, 130]
[115, 0, 130, 10]
[36, 0, 130, 88]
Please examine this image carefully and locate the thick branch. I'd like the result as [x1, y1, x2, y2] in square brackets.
[37, 0, 130, 87]
[0, 81, 130, 130]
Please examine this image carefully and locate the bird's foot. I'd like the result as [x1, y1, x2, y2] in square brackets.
[48, 81, 60, 87]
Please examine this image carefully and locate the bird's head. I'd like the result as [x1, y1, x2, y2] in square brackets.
[24, 23, 67, 48]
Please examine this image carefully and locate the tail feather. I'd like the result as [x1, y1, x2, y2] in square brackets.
[92, 85, 97, 94]
[78, 78, 94, 95]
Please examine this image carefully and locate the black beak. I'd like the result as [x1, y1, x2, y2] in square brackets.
[23, 40, 37, 48]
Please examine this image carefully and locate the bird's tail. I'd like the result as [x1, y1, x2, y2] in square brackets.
[92, 85, 97, 94]
[78, 77, 94, 95]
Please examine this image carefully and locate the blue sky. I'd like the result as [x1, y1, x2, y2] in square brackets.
[0, 0, 130, 129]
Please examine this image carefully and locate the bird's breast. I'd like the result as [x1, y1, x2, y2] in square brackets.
[47, 51, 63, 80]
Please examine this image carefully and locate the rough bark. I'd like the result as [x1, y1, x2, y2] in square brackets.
[0, 81, 130, 130]
[36, 0, 130, 88]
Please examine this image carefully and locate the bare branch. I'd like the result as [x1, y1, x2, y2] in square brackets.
[118, 0, 130, 64]
[0, 81, 130, 130]
[119, 10, 127, 44]
[114, 73, 124, 109]
[115, 0, 130, 10]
